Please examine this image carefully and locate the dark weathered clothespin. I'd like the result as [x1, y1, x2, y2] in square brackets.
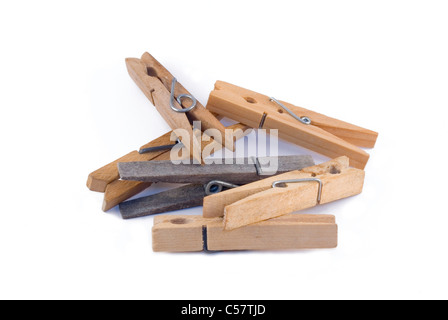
[118, 155, 315, 219]
[118, 155, 315, 184]
[87, 123, 251, 211]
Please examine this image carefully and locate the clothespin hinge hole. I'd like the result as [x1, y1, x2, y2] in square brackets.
[274, 182, 288, 188]
[170, 218, 189, 225]
[330, 166, 341, 174]
[146, 67, 158, 77]
[244, 97, 257, 104]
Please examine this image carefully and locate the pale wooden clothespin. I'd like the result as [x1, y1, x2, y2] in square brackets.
[203, 156, 365, 230]
[206, 81, 378, 169]
[152, 214, 338, 252]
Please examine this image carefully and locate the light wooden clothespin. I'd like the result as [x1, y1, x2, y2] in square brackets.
[206, 81, 378, 169]
[118, 155, 315, 219]
[152, 214, 337, 252]
[126, 53, 235, 163]
[203, 156, 365, 230]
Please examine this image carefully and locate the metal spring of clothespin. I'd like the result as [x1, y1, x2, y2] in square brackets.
[204, 157, 269, 195]
[272, 178, 322, 204]
[139, 138, 183, 154]
[205, 180, 239, 196]
[270, 97, 312, 125]
[252, 156, 262, 175]
[170, 78, 198, 113]
[140, 78, 196, 154]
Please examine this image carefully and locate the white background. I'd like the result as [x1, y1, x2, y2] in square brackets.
[1, 1, 447, 300]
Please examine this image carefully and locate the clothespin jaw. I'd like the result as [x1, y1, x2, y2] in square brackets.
[125, 53, 235, 164]
[203, 156, 365, 230]
[206, 81, 378, 169]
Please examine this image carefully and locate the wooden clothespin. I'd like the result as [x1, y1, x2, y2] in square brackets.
[86, 131, 173, 193]
[206, 81, 378, 169]
[203, 156, 365, 230]
[87, 123, 250, 211]
[152, 214, 337, 252]
[126, 53, 235, 163]
[118, 155, 315, 185]
[118, 155, 315, 219]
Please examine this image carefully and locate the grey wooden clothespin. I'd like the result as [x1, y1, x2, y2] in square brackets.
[118, 155, 315, 219]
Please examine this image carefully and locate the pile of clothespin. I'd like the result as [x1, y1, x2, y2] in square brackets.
[87, 52, 378, 252]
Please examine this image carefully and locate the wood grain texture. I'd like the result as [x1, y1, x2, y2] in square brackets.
[170, 123, 251, 162]
[126, 57, 202, 163]
[102, 151, 172, 212]
[140, 52, 234, 151]
[152, 214, 337, 252]
[273, 99, 378, 148]
[86, 131, 174, 192]
[206, 81, 378, 169]
[117, 155, 314, 219]
[207, 215, 337, 251]
[153, 215, 208, 252]
[103, 180, 152, 212]
[119, 184, 206, 219]
[221, 157, 364, 230]
[224, 169, 364, 230]
[118, 155, 315, 184]
[202, 157, 352, 218]
[101, 123, 251, 211]
[203, 157, 364, 230]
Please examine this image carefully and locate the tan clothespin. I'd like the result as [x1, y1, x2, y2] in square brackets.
[203, 156, 365, 230]
[86, 123, 250, 212]
[126, 53, 235, 163]
[206, 81, 378, 169]
[152, 214, 337, 252]
[86, 131, 174, 193]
